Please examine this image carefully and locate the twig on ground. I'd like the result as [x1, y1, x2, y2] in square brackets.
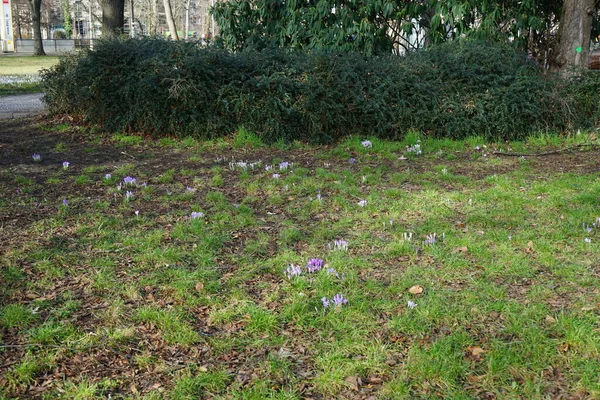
[492, 143, 598, 157]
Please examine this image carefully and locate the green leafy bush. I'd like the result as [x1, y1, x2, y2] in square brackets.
[41, 38, 600, 143]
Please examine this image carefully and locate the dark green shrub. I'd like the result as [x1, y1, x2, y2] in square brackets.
[41, 38, 599, 143]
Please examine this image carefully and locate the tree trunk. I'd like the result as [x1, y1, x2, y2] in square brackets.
[14, 1, 22, 40]
[100, 0, 125, 36]
[27, 0, 45, 55]
[163, 0, 179, 40]
[555, 0, 595, 72]
[151, 0, 158, 35]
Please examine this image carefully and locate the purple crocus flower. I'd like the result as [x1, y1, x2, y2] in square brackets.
[358, 200, 367, 207]
[329, 239, 348, 251]
[279, 161, 290, 170]
[316, 189, 322, 201]
[191, 212, 204, 219]
[330, 294, 348, 306]
[125, 191, 134, 200]
[306, 258, 324, 273]
[407, 301, 417, 309]
[62, 161, 70, 169]
[322, 294, 348, 308]
[104, 173, 112, 180]
[423, 233, 436, 246]
[284, 264, 302, 279]
[361, 140, 372, 148]
[349, 158, 355, 164]
[272, 173, 280, 180]
[32, 154, 41, 162]
[62, 199, 68, 206]
[123, 176, 137, 186]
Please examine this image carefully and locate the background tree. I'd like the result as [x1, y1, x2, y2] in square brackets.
[554, 0, 596, 71]
[62, 0, 72, 37]
[100, 0, 125, 35]
[163, 0, 178, 38]
[27, 0, 45, 55]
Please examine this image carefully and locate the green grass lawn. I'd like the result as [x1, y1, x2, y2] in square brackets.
[1, 122, 599, 399]
[0, 55, 60, 96]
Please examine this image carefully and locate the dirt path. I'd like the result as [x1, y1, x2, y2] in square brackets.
[0, 93, 45, 119]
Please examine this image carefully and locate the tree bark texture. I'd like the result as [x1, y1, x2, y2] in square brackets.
[555, 0, 595, 71]
[163, 0, 179, 40]
[100, 0, 125, 36]
[27, 0, 45, 55]
[151, 0, 158, 35]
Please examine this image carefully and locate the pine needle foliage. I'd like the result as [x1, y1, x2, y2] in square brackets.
[42, 37, 599, 143]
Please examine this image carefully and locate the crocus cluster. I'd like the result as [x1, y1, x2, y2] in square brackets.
[423, 233, 437, 246]
[322, 294, 348, 308]
[306, 258, 324, 273]
[284, 264, 303, 279]
[279, 161, 290, 170]
[406, 144, 422, 155]
[229, 160, 262, 170]
[329, 239, 349, 251]
[123, 176, 137, 186]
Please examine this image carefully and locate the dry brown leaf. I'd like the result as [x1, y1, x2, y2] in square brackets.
[452, 246, 469, 253]
[466, 375, 484, 383]
[408, 285, 425, 295]
[344, 376, 361, 391]
[195, 282, 204, 292]
[545, 315, 557, 323]
[469, 346, 485, 356]
[368, 376, 383, 384]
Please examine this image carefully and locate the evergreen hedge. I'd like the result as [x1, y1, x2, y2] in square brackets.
[41, 38, 600, 143]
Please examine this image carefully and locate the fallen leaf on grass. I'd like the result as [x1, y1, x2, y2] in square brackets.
[452, 246, 468, 253]
[525, 241, 535, 254]
[408, 285, 424, 295]
[468, 346, 485, 356]
[367, 376, 383, 384]
[344, 376, 362, 391]
[466, 375, 484, 383]
[545, 315, 557, 323]
[195, 282, 204, 292]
